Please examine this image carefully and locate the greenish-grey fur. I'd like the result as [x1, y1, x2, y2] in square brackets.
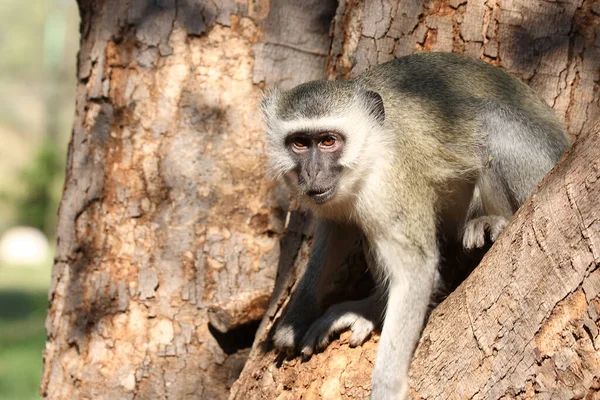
[275, 80, 357, 121]
[267, 52, 568, 232]
[264, 52, 569, 399]
[360, 53, 567, 171]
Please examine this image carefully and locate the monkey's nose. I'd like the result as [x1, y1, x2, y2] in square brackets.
[301, 168, 321, 182]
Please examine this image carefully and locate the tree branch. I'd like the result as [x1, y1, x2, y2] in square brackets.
[231, 122, 600, 399]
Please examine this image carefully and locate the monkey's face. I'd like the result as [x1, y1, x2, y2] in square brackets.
[262, 80, 389, 210]
[285, 131, 345, 205]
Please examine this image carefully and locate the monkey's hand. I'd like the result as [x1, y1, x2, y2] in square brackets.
[463, 215, 509, 250]
[299, 294, 382, 357]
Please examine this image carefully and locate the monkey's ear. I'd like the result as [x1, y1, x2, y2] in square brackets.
[364, 90, 385, 124]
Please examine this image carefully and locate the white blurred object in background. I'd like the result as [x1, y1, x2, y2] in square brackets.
[0, 226, 50, 267]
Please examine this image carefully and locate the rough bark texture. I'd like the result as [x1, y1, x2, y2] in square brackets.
[328, 0, 600, 138]
[41, 1, 336, 399]
[233, 0, 600, 398]
[408, 122, 600, 398]
[231, 115, 600, 400]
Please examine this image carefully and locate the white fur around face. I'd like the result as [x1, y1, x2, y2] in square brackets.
[263, 98, 395, 219]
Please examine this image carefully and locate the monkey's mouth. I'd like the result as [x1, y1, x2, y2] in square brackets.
[307, 187, 335, 204]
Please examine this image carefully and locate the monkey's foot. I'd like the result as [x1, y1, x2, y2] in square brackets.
[299, 298, 381, 357]
[463, 215, 509, 250]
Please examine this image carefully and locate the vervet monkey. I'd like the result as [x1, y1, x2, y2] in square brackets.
[262, 52, 569, 399]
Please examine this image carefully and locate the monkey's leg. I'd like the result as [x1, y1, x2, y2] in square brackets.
[477, 101, 566, 211]
[370, 237, 438, 400]
[273, 221, 362, 353]
[299, 235, 383, 356]
[463, 102, 560, 251]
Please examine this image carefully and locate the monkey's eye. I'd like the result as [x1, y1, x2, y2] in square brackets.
[320, 136, 336, 147]
[291, 138, 309, 151]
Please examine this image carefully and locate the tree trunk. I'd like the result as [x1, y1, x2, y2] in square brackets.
[409, 123, 600, 398]
[41, 1, 336, 399]
[328, 0, 600, 138]
[231, 115, 600, 400]
[232, 0, 600, 398]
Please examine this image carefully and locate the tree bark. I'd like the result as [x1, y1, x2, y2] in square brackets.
[232, 0, 600, 398]
[328, 0, 600, 138]
[41, 1, 336, 399]
[231, 113, 600, 400]
[409, 122, 600, 398]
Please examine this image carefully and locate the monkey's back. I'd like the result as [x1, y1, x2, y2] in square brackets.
[360, 52, 566, 143]
[359, 52, 568, 183]
[361, 53, 547, 117]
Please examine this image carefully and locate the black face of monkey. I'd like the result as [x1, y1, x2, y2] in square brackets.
[286, 130, 345, 204]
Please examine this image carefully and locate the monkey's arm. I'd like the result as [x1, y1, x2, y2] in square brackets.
[371, 222, 439, 399]
[273, 220, 362, 352]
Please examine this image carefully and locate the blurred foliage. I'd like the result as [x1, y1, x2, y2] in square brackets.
[0, 0, 78, 399]
[0, 293, 47, 400]
[0, 0, 78, 234]
[0, 262, 52, 400]
[0, 1, 46, 79]
[12, 141, 64, 236]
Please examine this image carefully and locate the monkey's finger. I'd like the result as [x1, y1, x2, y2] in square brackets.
[300, 314, 347, 357]
[299, 322, 323, 357]
[300, 323, 325, 358]
[315, 313, 359, 350]
[348, 318, 375, 347]
[489, 217, 509, 242]
[303, 312, 363, 357]
[462, 224, 478, 250]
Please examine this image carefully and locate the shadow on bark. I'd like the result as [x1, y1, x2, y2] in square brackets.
[501, 0, 598, 78]
[253, 0, 600, 361]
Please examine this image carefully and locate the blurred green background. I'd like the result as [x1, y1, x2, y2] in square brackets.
[0, 0, 79, 399]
